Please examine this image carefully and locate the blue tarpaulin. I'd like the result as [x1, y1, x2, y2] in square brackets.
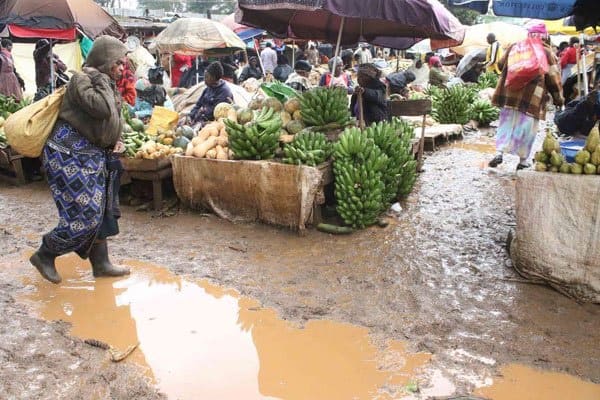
[492, 0, 574, 20]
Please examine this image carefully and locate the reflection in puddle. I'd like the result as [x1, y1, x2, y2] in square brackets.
[21, 255, 430, 399]
[475, 364, 600, 400]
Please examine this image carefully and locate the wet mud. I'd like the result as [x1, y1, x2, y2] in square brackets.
[1, 130, 599, 399]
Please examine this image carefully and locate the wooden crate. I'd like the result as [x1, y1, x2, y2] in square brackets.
[120, 156, 171, 172]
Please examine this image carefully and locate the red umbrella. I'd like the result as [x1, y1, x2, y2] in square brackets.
[0, 0, 125, 40]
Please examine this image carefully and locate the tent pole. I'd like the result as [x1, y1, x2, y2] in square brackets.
[49, 39, 55, 93]
[292, 40, 295, 66]
[329, 16, 345, 87]
[196, 56, 199, 86]
[581, 33, 588, 96]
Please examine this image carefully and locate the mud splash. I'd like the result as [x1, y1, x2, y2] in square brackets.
[475, 364, 600, 400]
[20, 255, 431, 399]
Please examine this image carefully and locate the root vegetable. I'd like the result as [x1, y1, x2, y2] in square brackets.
[193, 136, 217, 158]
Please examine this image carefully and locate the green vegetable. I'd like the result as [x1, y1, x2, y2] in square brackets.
[316, 223, 355, 234]
[260, 81, 299, 103]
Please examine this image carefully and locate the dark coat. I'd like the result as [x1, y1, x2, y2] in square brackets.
[350, 79, 388, 126]
[190, 80, 233, 123]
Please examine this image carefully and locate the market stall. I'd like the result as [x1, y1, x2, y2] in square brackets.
[509, 129, 600, 302]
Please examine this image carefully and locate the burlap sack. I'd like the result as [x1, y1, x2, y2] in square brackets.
[4, 87, 65, 157]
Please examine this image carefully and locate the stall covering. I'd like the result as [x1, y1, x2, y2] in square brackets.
[172, 157, 326, 232]
[221, 13, 265, 41]
[151, 18, 246, 56]
[0, 0, 125, 39]
[450, 21, 527, 56]
[511, 171, 600, 303]
[11, 41, 83, 98]
[236, 0, 466, 51]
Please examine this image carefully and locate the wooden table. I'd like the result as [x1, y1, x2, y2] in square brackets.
[120, 157, 173, 211]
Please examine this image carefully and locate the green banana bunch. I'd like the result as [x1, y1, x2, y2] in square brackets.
[468, 99, 499, 125]
[430, 85, 472, 125]
[333, 127, 388, 229]
[365, 119, 417, 204]
[299, 87, 353, 130]
[225, 109, 282, 160]
[282, 131, 332, 166]
[0, 129, 7, 149]
[477, 72, 499, 90]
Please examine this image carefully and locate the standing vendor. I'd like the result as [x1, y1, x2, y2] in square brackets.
[484, 33, 502, 75]
[188, 62, 233, 125]
[350, 63, 387, 126]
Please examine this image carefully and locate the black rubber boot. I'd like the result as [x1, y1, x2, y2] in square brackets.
[30, 244, 61, 284]
[89, 240, 130, 278]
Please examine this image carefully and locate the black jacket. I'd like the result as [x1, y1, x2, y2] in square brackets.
[350, 79, 388, 126]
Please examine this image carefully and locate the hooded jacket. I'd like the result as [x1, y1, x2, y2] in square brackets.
[58, 35, 128, 149]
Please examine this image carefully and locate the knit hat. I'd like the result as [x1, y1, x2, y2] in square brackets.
[527, 22, 549, 39]
[357, 63, 381, 80]
[294, 60, 312, 72]
[428, 56, 441, 67]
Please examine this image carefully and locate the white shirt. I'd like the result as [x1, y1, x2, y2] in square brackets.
[260, 47, 278, 74]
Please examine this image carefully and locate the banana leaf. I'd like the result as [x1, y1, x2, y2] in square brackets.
[260, 81, 298, 103]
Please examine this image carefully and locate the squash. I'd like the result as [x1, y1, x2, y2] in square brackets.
[216, 145, 228, 160]
[198, 125, 218, 141]
[206, 148, 218, 159]
[173, 136, 191, 150]
[193, 136, 217, 158]
[216, 136, 228, 147]
[213, 102, 234, 119]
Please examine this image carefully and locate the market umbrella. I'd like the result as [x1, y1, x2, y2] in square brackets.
[450, 21, 527, 56]
[152, 18, 246, 56]
[236, 0, 466, 51]
[0, 0, 125, 40]
[221, 13, 265, 42]
[455, 48, 486, 78]
[543, 17, 599, 35]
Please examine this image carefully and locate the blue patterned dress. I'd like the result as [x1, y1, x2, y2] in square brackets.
[42, 121, 121, 257]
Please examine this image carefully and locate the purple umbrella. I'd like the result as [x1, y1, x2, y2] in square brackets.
[236, 0, 465, 50]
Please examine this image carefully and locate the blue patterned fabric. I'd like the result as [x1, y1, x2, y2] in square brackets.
[42, 121, 111, 257]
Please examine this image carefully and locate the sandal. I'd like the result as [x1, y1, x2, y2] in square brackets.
[488, 154, 503, 168]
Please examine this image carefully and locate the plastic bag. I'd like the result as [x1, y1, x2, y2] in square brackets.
[4, 86, 65, 157]
[145, 106, 179, 135]
[506, 37, 549, 90]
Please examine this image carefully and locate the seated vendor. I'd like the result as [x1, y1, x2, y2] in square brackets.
[239, 56, 263, 82]
[350, 63, 388, 126]
[131, 67, 174, 121]
[285, 60, 313, 92]
[188, 62, 233, 125]
[386, 71, 416, 98]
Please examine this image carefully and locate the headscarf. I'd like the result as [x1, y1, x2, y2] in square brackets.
[328, 56, 343, 72]
[85, 35, 129, 75]
[428, 56, 441, 68]
[357, 63, 381, 80]
[527, 22, 549, 40]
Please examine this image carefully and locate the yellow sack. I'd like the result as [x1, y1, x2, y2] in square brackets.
[4, 87, 66, 157]
[145, 106, 179, 136]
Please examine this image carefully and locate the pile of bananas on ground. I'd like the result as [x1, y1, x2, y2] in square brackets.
[333, 127, 388, 229]
[300, 87, 354, 131]
[366, 118, 417, 203]
[477, 72, 499, 90]
[535, 128, 600, 174]
[429, 85, 474, 125]
[224, 106, 282, 160]
[469, 98, 500, 126]
[282, 131, 332, 166]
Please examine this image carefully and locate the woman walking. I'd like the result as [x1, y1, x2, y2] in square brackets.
[489, 24, 564, 170]
[30, 36, 131, 284]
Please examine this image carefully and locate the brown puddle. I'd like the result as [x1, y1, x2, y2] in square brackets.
[450, 141, 496, 154]
[475, 364, 600, 400]
[20, 254, 430, 400]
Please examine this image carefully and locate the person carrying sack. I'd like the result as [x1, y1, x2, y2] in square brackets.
[29, 36, 131, 284]
[488, 23, 564, 171]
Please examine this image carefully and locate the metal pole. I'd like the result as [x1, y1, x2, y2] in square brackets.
[576, 43, 581, 99]
[581, 33, 588, 96]
[196, 56, 199, 86]
[329, 16, 345, 87]
[49, 39, 55, 93]
[292, 40, 295, 67]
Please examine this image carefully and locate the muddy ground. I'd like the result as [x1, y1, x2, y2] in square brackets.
[0, 131, 599, 399]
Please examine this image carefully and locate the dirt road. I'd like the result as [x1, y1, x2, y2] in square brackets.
[1, 133, 599, 399]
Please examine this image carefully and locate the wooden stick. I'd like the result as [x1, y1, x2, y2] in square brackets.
[358, 91, 365, 130]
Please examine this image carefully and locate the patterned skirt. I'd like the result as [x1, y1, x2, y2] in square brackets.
[42, 121, 121, 257]
[496, 107, 539, 160]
